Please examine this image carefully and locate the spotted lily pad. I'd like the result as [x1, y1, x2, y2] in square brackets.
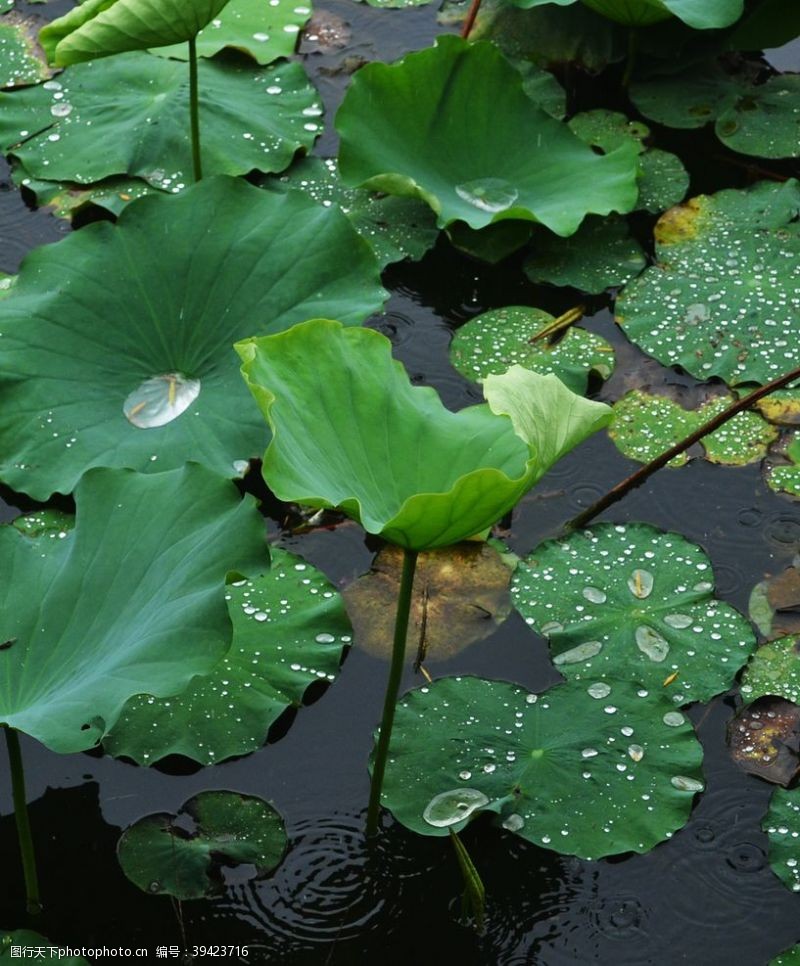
[382, 675, 704, 858]
[1, 932, 87, 963]
[756, 390, 800, 426]
[511, 522, 756, 702]
[610, 389, 778, 466]
[12, 166, 156, 219]
[0, 465, 267, 753]
[0, 13, 53, 88]
[265, 157, 439, 268]
[766, 433, 800, 499]
[336, 36, 640, 234]
[0, 52, 319, 191]
[728, 696, 800, 786]
[616, 180, 800, 387]
[742, 638, 800, 707]
[152, 0, 312, 65]
[450, 307, 615, 395]
[104, 547, 351, 765]
[238, 319, 611, 551]
[118, 791, 286, 900]
[764, 787, 800, 894]
[524, 216, 647, 293]
[631, 66, 800, 159]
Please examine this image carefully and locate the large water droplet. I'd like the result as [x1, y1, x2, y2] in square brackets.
[664, 613, 693, 629]
[587, 682, 611, 699]
[627, 569, 654, 599]
[455, 178, 519, 213]
[671, 775, 704, 792]
[583, 586, 607, 603]
[636, 625, 670, 662]
[315, 633, 336, 644]
[553, 641, 603, 665]
[502, 813, 524, 832]
[123, 373, 200, 429]
[663, 711, 685, 727]
[628, 744, 644, 762]
[423, 788, 489, 828]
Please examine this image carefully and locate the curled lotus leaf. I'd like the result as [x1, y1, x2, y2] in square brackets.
[0, 464, 267, 753]
[237, 318, 611, 551]
[336, 36, 640, 235]
[764, 787, 800, 894]
[511, 521, 756, 702]
[505, 0, 742, 28]
[0, 176, 384, 500]
[117, 791, 286, 900]
[381, 675, 704, 859]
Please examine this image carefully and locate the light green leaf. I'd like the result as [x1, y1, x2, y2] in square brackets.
[764, 787, 800, 894]
[741, 636, 800, 705]
[118, 791, 286, 900]
[450, 307, 615, 395]
[0, 176, 384, 500]
[511, 522, 756, 702]
[382, 675, 704, 858]
[336, 36, 640, 234]
[0, 464, 267, 753]
[0, 52, 320, 190]
[104, 547, 351, 765]
[237, 319, 611, 551]
[0, 12, 53, 88]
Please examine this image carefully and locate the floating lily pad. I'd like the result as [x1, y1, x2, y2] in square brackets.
[343, 541, 514, 662]
[728, 696, 800, 786]
[771, 945, 800, 966]
[766, 433, 800, 499]
[104, 548, 351, 765]
[1, 932, 87, 963]
[450, 307, 615, 395]
[152, 0, 311, 65]
[0, 176, 383, 499]
[741, 640, 800, 733]
[508, 0, 743, 29]
[764, 787, 800, 893]
[610, 390, 778, 466]
[238, 319, 611, 551]
[511, 522, 756, 702]
[0, 12, 52, 88]
[13, 165, 156, 219]
[756, 390, 800, 426]
[266, 157, 439, 268]
[336, 36, 640, 234]
[118, 791, 286, 900]
[382, 675, 704, 858]
[749, 568, 800, 639]
[631, 66, 800, 159]
[524, 216, 647, 292]
[0, 464, 266, 753]
[616, 180, 800, 387]
[0, 52, 319, 191]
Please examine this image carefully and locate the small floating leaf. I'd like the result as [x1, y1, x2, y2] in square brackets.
[741, 637, 800, 706]
[118, 791, 286, 900]
[764, 787, 800, 893]
[728, 696, 800, 786]
[766, 433, 800, 499]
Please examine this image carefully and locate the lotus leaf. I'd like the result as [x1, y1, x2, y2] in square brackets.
[0, 13, 52, 88]
[507, 0, 742, 29]
[152, 0, 311, 65]
[610, 390, 778, 466]
[0, 176, 384, 499]
[616, 180, 800, 387]
[514, 62, 566, 118]
[117, 791, 286, 900]
[0, 52, 319, 190]
[727, 696, 800, 787]
[104, 547, 351, 765]
[381, 675, 704, 859]
[764, 787, 800, 893]
[40, 0, 231, 65]
[0, 464, 267, 753]
[726, 0, 800, 51]
[237, 318, 611, 551]
[631, 65, 800, 159]
[524, 216, 647, 292]
[756, 390, 800, 426]
[766, 433, 800, 499]
[266, 157, 439, 268]
[1, 933, 86, 963]
[336, 36, 640, 234]
[0, 1, 11, 12]
[772, 946, 800, 966]
[12, 166, 157, 220]
[511, 522, 756, 702]
[450, 307, 615, 395]
[749, 566, 800, 639]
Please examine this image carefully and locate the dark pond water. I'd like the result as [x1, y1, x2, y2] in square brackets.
[1, 2, 800, 964]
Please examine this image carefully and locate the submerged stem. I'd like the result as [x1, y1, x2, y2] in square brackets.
[366, 547, 418, 837]
[4, 726, 41, 915]
[188, 37, 203, 182]
[621, 28, 638, 89]
[449, 828, 486, 929]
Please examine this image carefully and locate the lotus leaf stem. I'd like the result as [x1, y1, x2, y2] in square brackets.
[449, 828, 486, 928]
[460, 0, 483, 39]
[189, 37, 203, 182]
[530, 304, 586, 344]
[621, 28, 638, 89]
[366, 547, 418, 837]
[4, 726, 41, 915]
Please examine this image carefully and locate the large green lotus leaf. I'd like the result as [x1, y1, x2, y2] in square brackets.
[265, 157, 439, 268]
[508, 0, 742, 27]
[0, 177, 384, 500]
[41, 0, 230, 65]
[740, 637, 800, 705]
[104, 547, 351, 765]
[631, 66, 800, 159]
[0, 13, 53, 88]
[726, 0, 800, 51]
[610, 389, 778, 466]
[1, 932, 87, 963]
[152, 0, 311, 65]
[118, 791, 286, 900]
[767, 433, 800, 499]
[238, 319, 611, 551]
[511, 522, 756, 702]
[0, 52, 319, 190]
[450, 307, 615, 395]
[0, 465, 267, 753]
[336, 36, 640, 235]
[764, 787, 800, 894]
[524, 216, 647, 293]
[382, 675, 704, 858]
[616, 180, 800, 387]
[772, 947, 800, 966]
